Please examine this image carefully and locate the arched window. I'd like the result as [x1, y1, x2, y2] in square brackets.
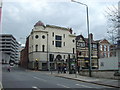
[42, 45, 45, 52]
[56, 55, 62, 61]
[35, 45, 38, 52]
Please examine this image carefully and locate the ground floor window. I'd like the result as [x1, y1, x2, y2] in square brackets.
[42, 63, 47, 70]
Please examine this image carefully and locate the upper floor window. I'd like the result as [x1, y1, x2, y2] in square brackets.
[104, 45, 106, 51]
[42, 45, 45, 52]
[55, 35, 62, 47]
[42, 35, 45, 39]
[64, 42, 65, 46]
[100, 45, 102, 51]
[80, 43, 85, 47]
[73, 40, 75, 43]
[35, 35, 39, 39]
[56, 41, 62, 47]
[52, 32, 54, 37]
[56, 35, 62, 40]
[92, 44, 97, 49]
[35, 45, 38, 52]
[52, 41, 54, 45]
[63, 34, 65, 38]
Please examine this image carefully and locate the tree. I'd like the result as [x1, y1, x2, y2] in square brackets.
[105, 5, 120, 44]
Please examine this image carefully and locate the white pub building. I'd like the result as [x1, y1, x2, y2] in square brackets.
[28, 21, 76, 70]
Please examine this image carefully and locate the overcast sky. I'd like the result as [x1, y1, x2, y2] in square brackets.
[1, 0, 120, 45]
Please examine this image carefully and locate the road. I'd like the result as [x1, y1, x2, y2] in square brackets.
[2, 65, 118, 90]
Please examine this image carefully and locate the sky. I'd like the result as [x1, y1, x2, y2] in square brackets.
[1, 0, 120, 45]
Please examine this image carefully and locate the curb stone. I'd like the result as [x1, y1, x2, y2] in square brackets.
[55, 75, 120, 88]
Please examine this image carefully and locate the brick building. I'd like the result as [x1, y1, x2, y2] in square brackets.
[76, 33, 98, 69]
[96, 39, 111, 58]
[20, 37, 29, 68]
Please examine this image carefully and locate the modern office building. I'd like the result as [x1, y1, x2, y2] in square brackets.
[0, 34, 20, 64]
[27, 21, 76, 70]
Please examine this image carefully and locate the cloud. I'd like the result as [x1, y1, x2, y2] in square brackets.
[1, 0, 119, 44]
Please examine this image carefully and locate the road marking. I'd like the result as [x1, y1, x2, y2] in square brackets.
[32, 86, 40, 90]
[0, 82, 3, 90]
[33, 76, 47, 82]
[57, 84, 70, 88]
[75, 84, 92, 88]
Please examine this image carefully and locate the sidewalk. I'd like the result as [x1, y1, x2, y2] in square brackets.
[42, 71, 120, 88]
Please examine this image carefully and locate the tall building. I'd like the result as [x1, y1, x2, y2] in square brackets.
[0, 34, 20, 64]
[27, 21, 76, 70]
[76, 33, 98, 69]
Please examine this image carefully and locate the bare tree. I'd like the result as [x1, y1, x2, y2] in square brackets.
[105, 5, 119, 44]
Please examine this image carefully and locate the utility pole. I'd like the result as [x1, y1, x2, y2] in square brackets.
[117, 1, 120, 73]
[47, 34, 49, 71]
[71, 0, 92, 77]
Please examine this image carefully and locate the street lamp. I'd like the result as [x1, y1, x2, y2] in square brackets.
[71, 0, 92, 77]
[47, 34, 49, 70]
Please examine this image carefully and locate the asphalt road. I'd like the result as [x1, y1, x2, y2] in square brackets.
[2, 65, 118, 90]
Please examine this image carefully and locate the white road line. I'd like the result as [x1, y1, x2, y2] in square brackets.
[57, 84, 70, 88]
[75, 84, 92, 88]
[0, 82, 3, 90]
[32, 86, 40, 90]
[33, 76, 47, 82]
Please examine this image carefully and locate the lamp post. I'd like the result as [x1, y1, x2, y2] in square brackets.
[71, 0, 92, 77]
[47, 34, 49, 71]
[118, 1, 120, 74]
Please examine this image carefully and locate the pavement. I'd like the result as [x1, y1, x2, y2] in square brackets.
[40, 71, 120, 88]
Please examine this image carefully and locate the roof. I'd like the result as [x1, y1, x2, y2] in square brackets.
[76, 34, 97, 43]
[95, 39, 110, 44]
[34, 21, 45, 27]
[46, 25, 69, 31]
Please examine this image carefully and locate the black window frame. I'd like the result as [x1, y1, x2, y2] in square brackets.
[55, 35, 62, 47]
[42, 45, 45, 52]
[35, 45, 38, 52]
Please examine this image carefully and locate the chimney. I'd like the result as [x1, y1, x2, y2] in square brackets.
[89, 33, 93, 40]
[69, 28, 73, 34]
